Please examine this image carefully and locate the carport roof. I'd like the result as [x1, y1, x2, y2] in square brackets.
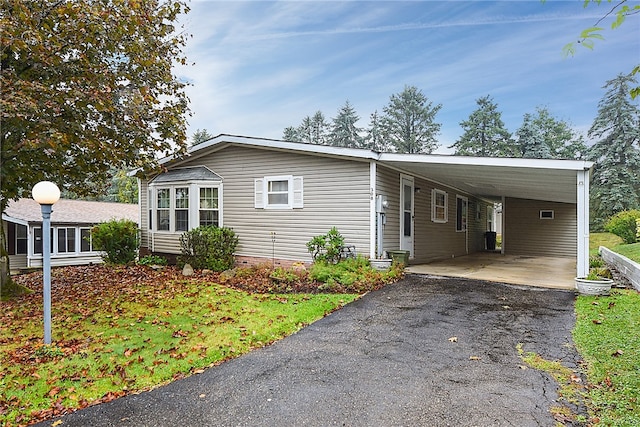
[148, 134, 593, 205]
[378, 153, 593, 204]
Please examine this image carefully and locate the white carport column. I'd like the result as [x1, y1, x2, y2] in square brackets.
[576, 170, 590, 278]
[369, 161, 377, 260]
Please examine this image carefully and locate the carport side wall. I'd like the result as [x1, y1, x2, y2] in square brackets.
[375, 166, 490, 263]
[503, 197, 576, 257]
[140, 146, 372, 263]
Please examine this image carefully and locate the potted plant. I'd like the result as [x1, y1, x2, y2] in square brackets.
[575, 269, 614, 296]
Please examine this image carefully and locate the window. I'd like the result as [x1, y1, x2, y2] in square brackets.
[175, 187, 189, 231]
[57, 227, 76, 253]
[199, 187, 219, 227]
[80, 228, 93, 252]
[431, 189, 448, 223]
[157, 188, 170, 231]
[148, 182, 222, 232]
[456, 195, 468, 232]
[148, 189, 153, 230]
[255, 176, 304, 209]
[540, 210, 554, 219]
[15, 224, 27, 255]
[33, 227, 54, 254]
[268, 179, 289, 206]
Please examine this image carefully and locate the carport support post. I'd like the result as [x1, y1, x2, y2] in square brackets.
[576, 170, 590, 278]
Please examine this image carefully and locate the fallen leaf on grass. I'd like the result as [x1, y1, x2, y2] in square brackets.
[611, 349, 624, 357]
[592, 319, 602, 324]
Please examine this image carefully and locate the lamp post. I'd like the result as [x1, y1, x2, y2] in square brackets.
[32, 181, 60, 345]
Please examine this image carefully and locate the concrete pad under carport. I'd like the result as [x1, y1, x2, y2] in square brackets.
[407, 252, 576, 289]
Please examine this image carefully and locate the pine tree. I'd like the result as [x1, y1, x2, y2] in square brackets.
[380, 85, 442, 154]
[588, 73, 640, 229]
[310, 111, 328, 145]
[364, 110, 387, 152]
[515, 107, 586, 159]
[328, 101, 363, 148]
[450, 95, 513, 157]
[283, 126, 300, 142]
[191, 129, 214, 146]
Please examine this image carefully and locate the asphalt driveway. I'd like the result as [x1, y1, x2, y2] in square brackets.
[41, 275, 581, 427]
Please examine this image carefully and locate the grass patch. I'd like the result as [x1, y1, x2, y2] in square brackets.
[590, 232, 624, 256]
[0, 265, 359, 425]
[516, 343, 586, 425]
[573, 289, 640, 426]
[610, 243, 640, 264]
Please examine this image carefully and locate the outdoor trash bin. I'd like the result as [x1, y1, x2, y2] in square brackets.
[485, 231, 497, 251]
[388, 250, 410, 265]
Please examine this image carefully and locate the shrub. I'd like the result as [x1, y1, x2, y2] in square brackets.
[177, 226, 238, 271]
[605, 210, 640, 244]
[91, 219, 139, 264]
[138, 254, 168, 266]
[306, 227, 345, 264]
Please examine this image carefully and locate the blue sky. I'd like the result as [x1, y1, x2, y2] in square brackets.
[177, 1, 639, 153]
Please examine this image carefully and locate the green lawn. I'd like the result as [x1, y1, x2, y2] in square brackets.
[0, 265, 358, 426]
[574, 290, 640, 426]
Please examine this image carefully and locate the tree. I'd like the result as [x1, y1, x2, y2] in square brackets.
[284, 111, 328, 145]
[380, 85, 442, 154]
[364, 110, 387, 152]
[283, 126, 300, 142]
[191, 129, 213, 146]
[587, 73, 640, 229]
[450, 95, 513, 157]
[515, 107, 587, 159]
[328, 101, 363, 148]
[0, 0, 191, 288]
[560, 0, 640, 98]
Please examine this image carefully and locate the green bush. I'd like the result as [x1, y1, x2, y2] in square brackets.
[138, 254, 168, 266]
[91, 219, 139, 264]
[306, 227, 345, 264]
[177, 226, 238, 271]
[605, 210, 640, 244]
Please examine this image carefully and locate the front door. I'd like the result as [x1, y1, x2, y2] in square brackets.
[400, 175, 414, 258]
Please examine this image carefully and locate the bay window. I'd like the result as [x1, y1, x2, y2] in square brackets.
[148, 181, 222, 232]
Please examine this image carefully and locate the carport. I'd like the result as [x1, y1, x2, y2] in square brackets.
[377, 154, 594, 280]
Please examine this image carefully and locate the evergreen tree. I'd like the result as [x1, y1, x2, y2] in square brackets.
[191, 129, 214, 146]
[364, 110, 387, 152]
[328, 101, 363, 148]
[515, 107, 586, 159]
[282, 126, 301, 142]
[380, 85, 442, 154]
[450, 95, 513, 157]
[588, 73, 640, 229]
[310, 111, 329, 145]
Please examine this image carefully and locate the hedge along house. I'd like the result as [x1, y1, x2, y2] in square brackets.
[2, 198, 139, 270]
[136, 134, 593, 278]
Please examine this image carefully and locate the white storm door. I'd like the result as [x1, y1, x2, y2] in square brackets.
[400, 175, 414, 257]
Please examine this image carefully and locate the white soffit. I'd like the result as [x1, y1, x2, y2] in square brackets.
[378, 154, 593, 204]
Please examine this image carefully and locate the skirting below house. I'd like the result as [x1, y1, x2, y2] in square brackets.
[234, 255, 309, 269]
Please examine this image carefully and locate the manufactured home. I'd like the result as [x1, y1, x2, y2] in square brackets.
[136, 134, 593, 278]
[3, 198, 138, 269]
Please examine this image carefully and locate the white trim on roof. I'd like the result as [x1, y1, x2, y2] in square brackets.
[378, 152, 593, 171]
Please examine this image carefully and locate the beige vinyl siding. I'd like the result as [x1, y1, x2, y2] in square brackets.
[375, 166, 400, 255]
[144, 146, 372, 262]
[139, 180, 151, 250]
[8, 254, 27, 269]
[28, 254, 105, 268]
[503, 197, 576, 257]
[376, 166, 490, 263]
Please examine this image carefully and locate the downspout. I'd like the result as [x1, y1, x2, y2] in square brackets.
[369, 160, 377, 259]
[576, 169, 590, 278]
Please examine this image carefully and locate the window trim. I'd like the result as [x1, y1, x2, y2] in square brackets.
[255, 175, 303, 210]
[431, 189, 448, 223]
[456, 195, 468, 232]
[148, 181, 222, 233]
[540, 210, 555, 220]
